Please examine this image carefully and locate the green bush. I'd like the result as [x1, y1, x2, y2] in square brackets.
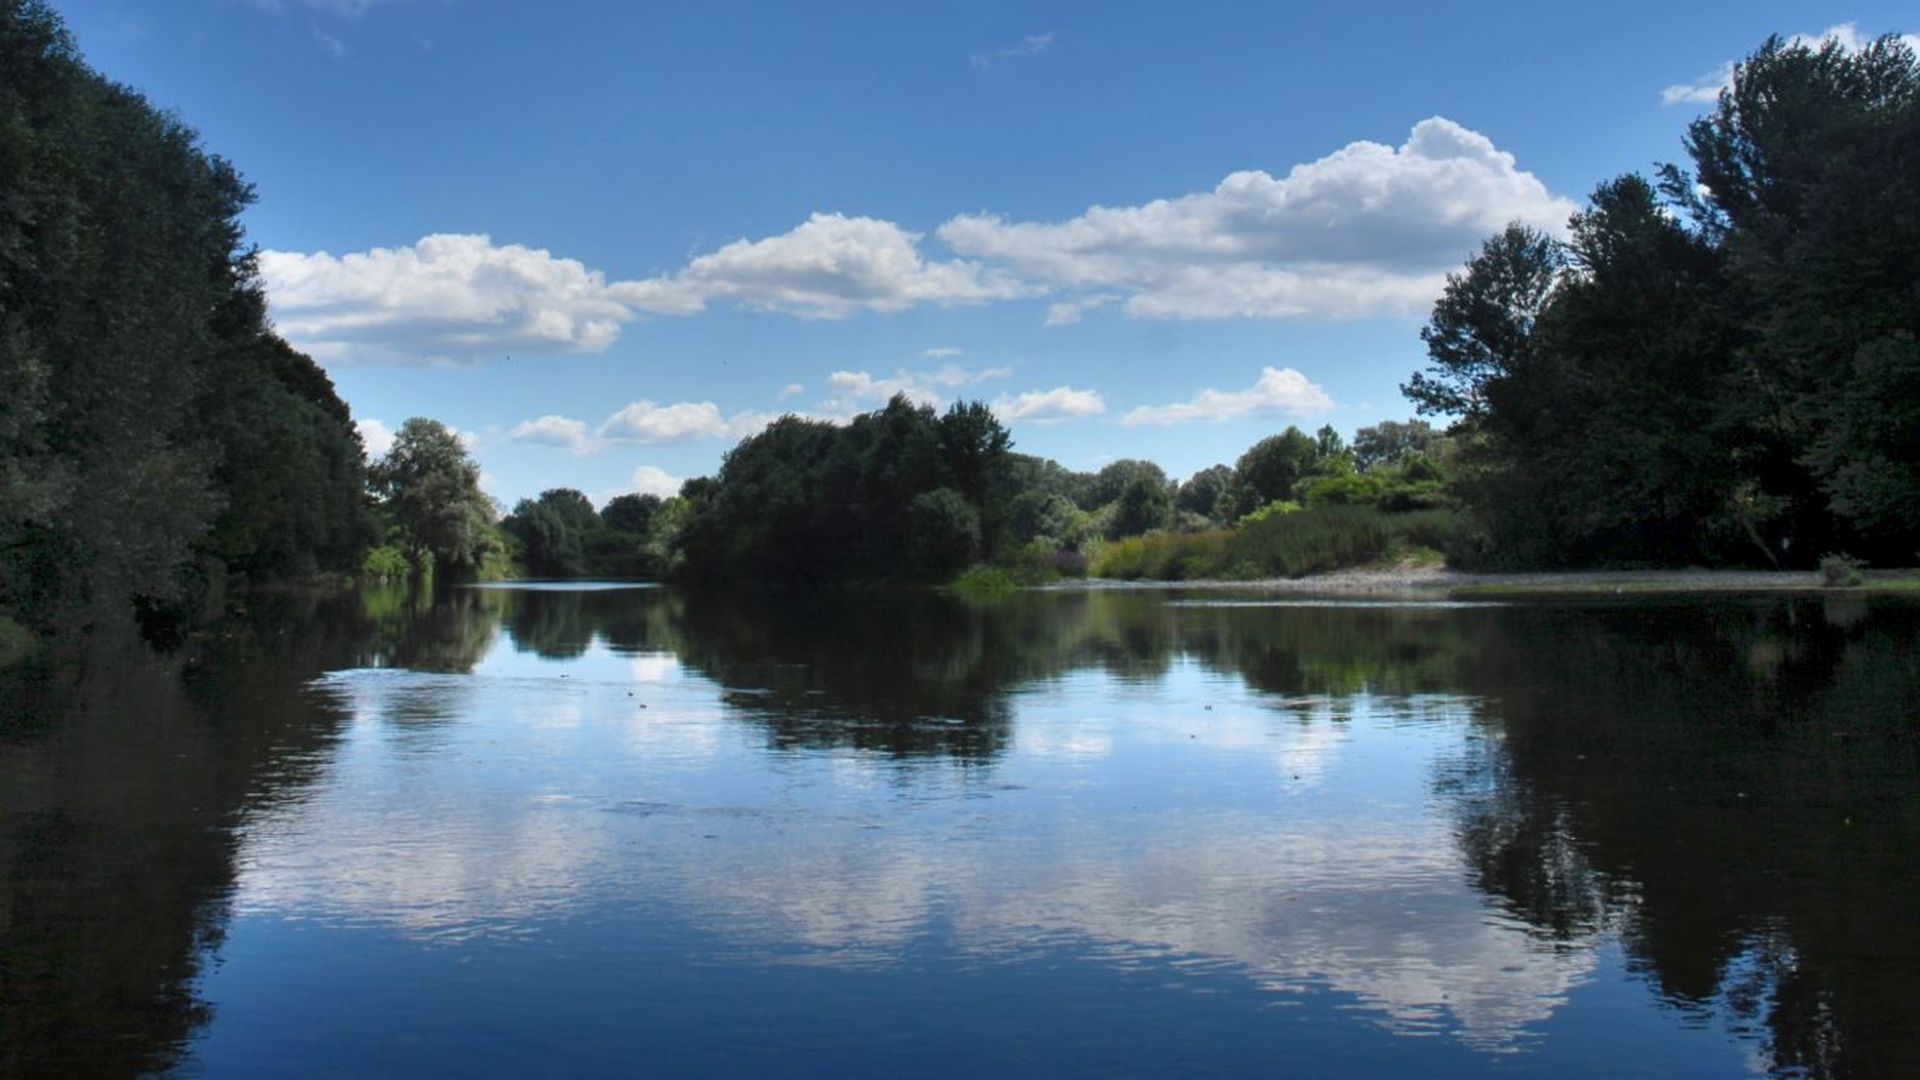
[361, 545, 412, 582]
[1089, 507, 1467, 581]
[1820, 553, 1866, 587]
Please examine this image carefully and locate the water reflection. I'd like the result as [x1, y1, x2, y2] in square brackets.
[1, 585, 1915, 1076]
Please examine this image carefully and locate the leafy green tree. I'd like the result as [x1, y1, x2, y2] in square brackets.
[1229, 428, 1321, 515]
[1402, 224, 1565, 424]
[1176, 465, 1235, 521]
[370, 419, 497, 578]
[1352, 420, 1437, 471]
[1107, 472, 1173, 538]
[0, 1, 374, 631]
[504, 488, 601, 578]
[1009, 490, 1085, 547]
[1089, 460, 1169, 509]
[1685, 33, 1920, 558]
[601, 493, 662, 535]
[908, 487, 980, 578]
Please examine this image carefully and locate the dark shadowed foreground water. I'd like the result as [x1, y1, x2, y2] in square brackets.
[2, 585, 1916, 1078]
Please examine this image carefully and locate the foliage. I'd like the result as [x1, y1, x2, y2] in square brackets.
[1819, 553, 1865, 588]
[908, 487, 981, 579]
[600, 493, 661, 535]
[1237, 499, 1300, 525]
[1353, 419, 1438, 470]
[1091, 507, 1467, 581]
[1406, 33, 1920, 567]
[1106, 470, 1173, 539]
[369, 419, 499, 579]
[360, 545, 412, 582]
[0, 1, 374, 632]
[1176, 464, 1235, 523]
[675, 396, 1015, 583]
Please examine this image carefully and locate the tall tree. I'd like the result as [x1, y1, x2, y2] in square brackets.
[0, 0, 372, 631]
[370, 419, 497, 578]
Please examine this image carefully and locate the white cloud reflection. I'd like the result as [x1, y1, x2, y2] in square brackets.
[237, 663, 1599, 1051]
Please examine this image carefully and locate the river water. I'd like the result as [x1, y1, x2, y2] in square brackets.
[2, 583, 1915, 1077]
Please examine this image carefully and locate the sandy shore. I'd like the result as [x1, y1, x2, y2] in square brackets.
[1063, 564, 1849, 597]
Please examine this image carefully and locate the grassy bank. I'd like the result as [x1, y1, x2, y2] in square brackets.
[1089, 507, 1463, 582]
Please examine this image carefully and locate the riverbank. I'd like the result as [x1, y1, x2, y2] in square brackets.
[1058, 563, 1920, 598]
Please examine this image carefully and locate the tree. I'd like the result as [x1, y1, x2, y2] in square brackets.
[1107, 472, 1173, 539]
[1176, 465, 1234, 521]
[601, 493, 662, 535]
[908, 488, 980, 579]
[1230, 428, 1320, 515]
[1402, 224, 1564, 423]
[1352, 420, 1436, 471]
[1684, 32, 1920, 558]
[1089, 460, 1170, 508]
[0, 1, 374, 631]
[503, 488, 600, 578]
[370, 419, 497, 577]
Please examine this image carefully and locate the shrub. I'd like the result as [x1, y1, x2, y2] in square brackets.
[1820, 552, 1866, 587]
[361, 545, 412, 582]
[1088, 507, 1468, 581]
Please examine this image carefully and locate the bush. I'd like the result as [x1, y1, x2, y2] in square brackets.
[361, 545, 412, 582]
[1820, 552, 1866, 587]
[1237, 500, 1300, 526]
[1089, 507, 1469, 581]
[909, 488, 981, 580]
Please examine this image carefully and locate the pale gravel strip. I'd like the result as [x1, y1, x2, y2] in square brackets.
[1054, 565, 1831, 597]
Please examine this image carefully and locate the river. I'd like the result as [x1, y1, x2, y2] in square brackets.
[2, 583, 1915, 1077]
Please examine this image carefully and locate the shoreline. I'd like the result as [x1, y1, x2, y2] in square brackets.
[1054, 565, 1920, 598]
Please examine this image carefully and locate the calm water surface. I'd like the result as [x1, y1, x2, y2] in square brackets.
[2, 585, 1916, 1077]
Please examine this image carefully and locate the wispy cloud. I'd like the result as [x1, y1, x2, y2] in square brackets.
[970, 31, 1054, 68]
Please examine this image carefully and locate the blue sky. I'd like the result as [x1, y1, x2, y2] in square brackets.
[52, 1, 1917, 507]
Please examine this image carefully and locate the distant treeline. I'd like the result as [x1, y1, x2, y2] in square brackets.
[487, 400, 1456, 586]
[1405, 33, 1920, 568]
[5, 3, 1916, 643]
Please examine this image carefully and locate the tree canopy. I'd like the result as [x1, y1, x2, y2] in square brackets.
[1405, 33, 1920, 567]
[0, 0, 373, 633]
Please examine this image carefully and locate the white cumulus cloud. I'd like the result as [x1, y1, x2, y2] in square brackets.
[355, 417, 395, 458]
[624, 466, 684, 499]
[1122, 367, 1334, 427]
[938, 117, 1575, 322]
[613, 213, 1030, 319]
[597, 400, 776, 445]
[816, 364, 1011, 418]
[508, 414, 594, 453]
[260, 234, 637, 365]
[993, 386, 1107, 424]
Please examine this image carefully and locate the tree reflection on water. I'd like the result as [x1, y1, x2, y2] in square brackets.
[1, 585, 1913, 1075]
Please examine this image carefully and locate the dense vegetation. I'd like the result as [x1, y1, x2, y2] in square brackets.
[5, 0, 1914, 630]
[1406, 33, 1920, 568]
[0, 0, 373, 635]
